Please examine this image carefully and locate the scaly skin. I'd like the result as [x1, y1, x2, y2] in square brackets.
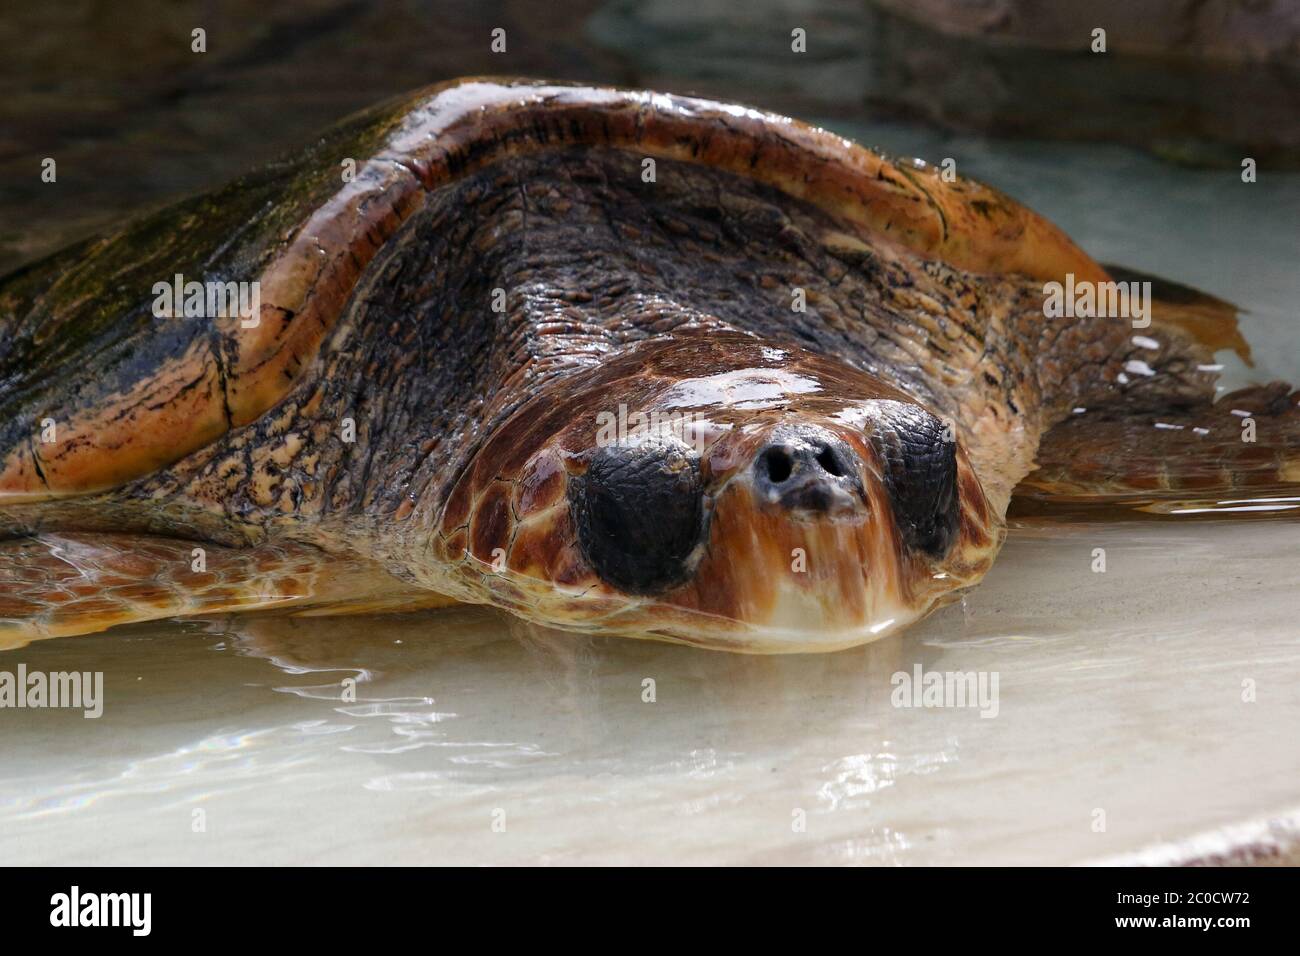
[0, 79, 1290, 651]
[0, 78, 1113, 506]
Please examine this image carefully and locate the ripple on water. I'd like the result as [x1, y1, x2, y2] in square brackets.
[1, 517, 1298, 864]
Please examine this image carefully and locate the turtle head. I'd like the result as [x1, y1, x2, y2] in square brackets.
[431, 331, 1000, 652]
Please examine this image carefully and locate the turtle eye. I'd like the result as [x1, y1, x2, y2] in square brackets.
[864, 401, 960, 558]
[569, 435, 705, 595]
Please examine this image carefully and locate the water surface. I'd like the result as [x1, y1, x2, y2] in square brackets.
[2, 517, 1297, 865]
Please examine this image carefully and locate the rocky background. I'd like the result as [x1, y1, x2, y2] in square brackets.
[2, 0, 1297, 274]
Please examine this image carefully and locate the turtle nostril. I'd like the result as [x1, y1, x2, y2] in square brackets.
[759, 446, 794, 484]
[753, 429, 863, 514]
[814, 445, 845, 477]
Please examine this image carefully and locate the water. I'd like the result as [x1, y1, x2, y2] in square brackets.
[2, 1, 1298, 865]
[2, 519, 1297, 865]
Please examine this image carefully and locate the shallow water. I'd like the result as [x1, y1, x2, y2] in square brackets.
[2, 518, 1297, 865]
[3, 4, 1299, 866]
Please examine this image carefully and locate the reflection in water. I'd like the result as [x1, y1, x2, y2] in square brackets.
[222, 608, 913, 791]
[1, 519, 1297, 864]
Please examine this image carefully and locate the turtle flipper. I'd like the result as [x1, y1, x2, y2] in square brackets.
[0, 534, 458, 650]
[1015, 383, 1300, 513]
[1014, 258, 1296, 514]
[1101, 262, 1251, 366]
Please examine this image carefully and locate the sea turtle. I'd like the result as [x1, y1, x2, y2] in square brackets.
[1, 78, 1297, 653]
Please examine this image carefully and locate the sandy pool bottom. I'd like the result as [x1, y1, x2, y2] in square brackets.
[0, 516, 1297, 865]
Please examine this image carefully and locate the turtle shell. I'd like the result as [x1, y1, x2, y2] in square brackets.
[0, 77, 1109, 505]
